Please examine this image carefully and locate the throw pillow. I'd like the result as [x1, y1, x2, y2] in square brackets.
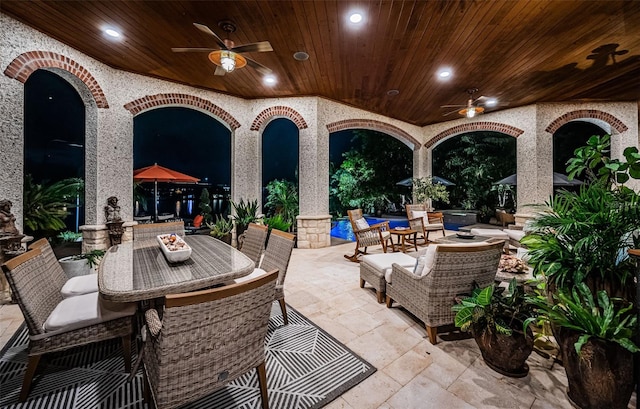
[354, 218, 370, 231]
[412, 210, 429, 225]
[413, 256, 427, 275]
[193, 214, 204, 228]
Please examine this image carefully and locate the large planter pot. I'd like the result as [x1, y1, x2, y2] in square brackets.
[556, 327, 634, 409]
[472, 323, 534, 378]
[58, 256, 94, 278]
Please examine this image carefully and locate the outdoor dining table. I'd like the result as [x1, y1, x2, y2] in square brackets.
[98, 235, 254, 302]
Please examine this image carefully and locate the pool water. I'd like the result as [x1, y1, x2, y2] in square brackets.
[331, 216, 461, 241]
[331, 217, 409, 241]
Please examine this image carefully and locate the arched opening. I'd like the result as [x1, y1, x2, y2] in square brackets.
[553, 120, 607, 178]
[329, 129, 412, 240]
[432, 131, 516, 226]
[23, 69, 85, 240]
[261, 118, 299, 232]
[133, 107, 231, 224]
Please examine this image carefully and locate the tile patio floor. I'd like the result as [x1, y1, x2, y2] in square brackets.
[0, 238, 634, 408]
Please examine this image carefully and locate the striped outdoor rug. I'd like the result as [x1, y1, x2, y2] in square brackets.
[0, 305, 375, 408]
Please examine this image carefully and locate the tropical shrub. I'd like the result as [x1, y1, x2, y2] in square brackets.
[264, 179, 298, 231]
[412, 177, 449, 205]
[23, 174, 83, 234]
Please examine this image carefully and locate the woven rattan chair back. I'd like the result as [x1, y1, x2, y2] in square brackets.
[405, 204, 427, 220]
[144, 270, 278, 409]
[29, 237, 69, 291]
[239, 223, 268, 267]
[260, 229, 295, 325]
[133, 221, 185, 241]
[2, 248, 63, 336]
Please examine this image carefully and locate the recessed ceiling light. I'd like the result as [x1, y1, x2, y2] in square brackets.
[264, 75, 277, 86]
[104, 28, 121, 38]
[293, 51, 309, 61]
[485, 98, 498, 106]
[437, 69, 452, 79]
[386, 89, 400, 96]
[349, 13, 363, 24]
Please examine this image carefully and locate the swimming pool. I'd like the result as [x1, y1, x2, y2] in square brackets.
[331, 217, 409, 241]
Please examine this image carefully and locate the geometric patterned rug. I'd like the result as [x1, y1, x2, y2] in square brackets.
[0, 304, 375, 408]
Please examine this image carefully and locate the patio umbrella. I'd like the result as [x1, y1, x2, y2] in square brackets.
[493, 172, 583, 187]
[395, 176, 455, 187]
[133, 163, 200, 220]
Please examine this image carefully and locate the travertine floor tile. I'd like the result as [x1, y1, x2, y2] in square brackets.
[386, 371, 476, 409]
[382, 348, 433, 385]
[341, 371, 402, 409]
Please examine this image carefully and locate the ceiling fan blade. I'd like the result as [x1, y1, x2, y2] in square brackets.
[440, 104, 466, 108]
[171, 47, 218, 53]
[245, 57, 273, 75]
[214, 65, 227, 76]
[193, 23, 228, 49]
[442, 108, 462, 116]
[231, 41, 273, 54]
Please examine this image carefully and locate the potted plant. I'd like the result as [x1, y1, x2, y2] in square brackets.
[412, 177, 449, 211]
[526, 281, 638, 409]
[198, 188, 213, 225]
[59, 249, 106, 278]
[208, 215, 233, 245]
[453, 278, 534, 377]
[521, 134, 640, 409]
[230, 198, 259, 238]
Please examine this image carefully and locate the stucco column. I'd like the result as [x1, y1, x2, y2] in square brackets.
[297, 115, 331, 249]
[516, 106, 552, 214]
[232, 126, 260, 205]
[0, 78, 24, 231]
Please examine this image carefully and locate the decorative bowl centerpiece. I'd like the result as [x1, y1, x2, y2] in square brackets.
[456, 232, 475, 239]
[156, 234, 191, 263]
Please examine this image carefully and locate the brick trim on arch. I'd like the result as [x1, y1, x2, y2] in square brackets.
[545, 109, 628, 134]
[4, 51, 109, 108]
[250, 106, 308, 130]
[425, 122, 524, 148]
[123, 93, 241, 130]
[326, 119, 420, 149]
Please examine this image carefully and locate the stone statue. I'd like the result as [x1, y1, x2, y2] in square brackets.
[104, 196, 122, 223]
[0, 199, 19, 237]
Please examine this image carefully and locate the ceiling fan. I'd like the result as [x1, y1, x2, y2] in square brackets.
[172, 21, 273, 76]
[441, 88, 498, 118]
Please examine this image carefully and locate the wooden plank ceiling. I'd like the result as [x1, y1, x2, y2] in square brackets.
[2, 0, 639, 127]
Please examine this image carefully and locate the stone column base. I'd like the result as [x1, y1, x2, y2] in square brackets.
[80, 221, 137, 252]
[514, 212, 536, 226]
[296, 215, 332, 249]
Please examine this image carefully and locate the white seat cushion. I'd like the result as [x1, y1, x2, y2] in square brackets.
[361, 253, 416, 283]
[61, 274, 99, 298]
[354, 218, 370, 231]
[234, 267, 268, 284]
[505, 229, 526, 242]
[424, 223, 444, 230]
[43, 292, 136, 333]
[469, 228, 509, 240]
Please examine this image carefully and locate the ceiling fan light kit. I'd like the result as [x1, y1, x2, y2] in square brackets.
[459, 106, 484, 118]
[208, 50, 246, 73]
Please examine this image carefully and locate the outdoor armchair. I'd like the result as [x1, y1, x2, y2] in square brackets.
[344, 209, 392, 262]
[2, 247, 135, 402]
[385, 241, 503, 344]
[142, 270, 278, 409]
[406, 204, 446, 243]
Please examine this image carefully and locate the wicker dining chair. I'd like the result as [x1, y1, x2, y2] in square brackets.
[1, 248, 135, 402]
[142, 270, 278, 409]
[133, 221, 185, 241]
[344, 209, 392, 262]
[260, 229, 295, 325]
[239, 223, 269, 267]
[385, 241, 504, 344]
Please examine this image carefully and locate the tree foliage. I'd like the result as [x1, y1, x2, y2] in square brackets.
[198, 188, 213, 223]
[433, 132, 516, 211]
[330, 130, 412, 215]
[264, 179, 299, 231]
[23, 174, 83, 234]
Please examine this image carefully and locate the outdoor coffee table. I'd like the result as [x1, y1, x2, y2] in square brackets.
[434, 233, 493, 244]
[99, 235, 254, 302]
[389, 228, 418, 253]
